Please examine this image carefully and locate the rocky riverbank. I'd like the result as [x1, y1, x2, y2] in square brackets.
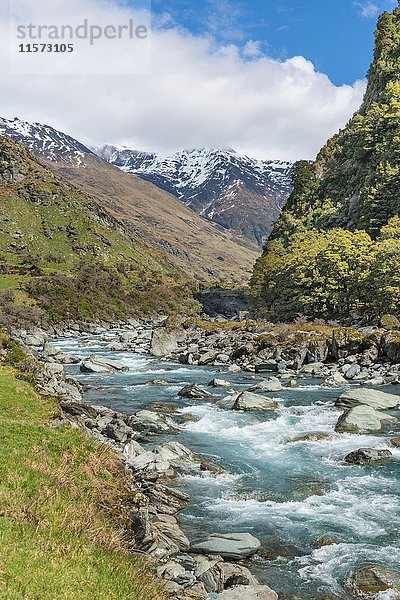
[8, 317, 400, 599]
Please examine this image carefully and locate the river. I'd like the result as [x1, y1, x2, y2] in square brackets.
[53, 332, 400, 600]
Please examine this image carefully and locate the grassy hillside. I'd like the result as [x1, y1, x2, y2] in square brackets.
[0, 360, 166, 599]
[0, 137, 199, 326]
[251, 7, 400, 321]
[52, 153, 259, 284]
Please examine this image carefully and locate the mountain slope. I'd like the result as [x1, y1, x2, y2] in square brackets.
[251, 6, 400, 321]
[0, 136, 205, 324]
[96, 146, 293, 245]
[0, 117, 259, 283]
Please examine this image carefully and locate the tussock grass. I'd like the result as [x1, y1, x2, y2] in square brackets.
[0, 366, 167, 600]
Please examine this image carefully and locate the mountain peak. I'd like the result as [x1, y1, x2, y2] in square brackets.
[95, 145, 294, 244]
[0, 116, 93, 165]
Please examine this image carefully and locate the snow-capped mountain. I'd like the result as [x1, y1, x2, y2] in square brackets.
[0, 116, 294, 245]
[0, 116, 93, 165]
[96, 146, 294, 244]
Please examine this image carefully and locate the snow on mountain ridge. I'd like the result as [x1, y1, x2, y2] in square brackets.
[97, 144, 294, 245]
[0, 116, 93, 165]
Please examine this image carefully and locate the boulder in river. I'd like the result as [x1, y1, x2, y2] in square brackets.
[178, 383, 215, 400]
[208, 378, 232, 387]
[191, 532, 261, 560]
[335, 405, 392, 434]
[128, 410, 178, 434]
[248, 377, 283, 392]
[216, 585, 278, 599]
[323, 371, 348, 387]
[335, 388, 400, 411]
[233, 391, 278, 412]
[347, 566, 400, 596]
[344, 447, 392, 465]
[80, 354, 128, 373]
[150, 327, 186, 357]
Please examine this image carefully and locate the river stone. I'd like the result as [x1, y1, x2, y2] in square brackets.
[335, 406, 385, 434]
[216, 393, 239, 410]
[178, 383, 215, 400]
[123, 441, 146, 462]
[217, 584, 278, 599]
[191, 532, 261, 559]
[287, 432, 333, 444]
[208, 378, 232, 387]
[129, 410, 177, 434]
[150, 327, 186, 357]
[153, 521, 190, 552]
[154, 441, 196, 467]
[335, 388, 400, 411]
[344, 447, 392, 465]
[344, 363, 361, 380]
[389, 437, 400, 447]
[324, 371, 348, 387]
[248, 377, 283, 392]
[347, 566, 400, 595]
[233, 391, 278, 412]
[80, 354, 128, 373]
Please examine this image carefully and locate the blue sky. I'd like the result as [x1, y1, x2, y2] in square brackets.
[2, 0, 397, 158]
[151, 0, 398, 85]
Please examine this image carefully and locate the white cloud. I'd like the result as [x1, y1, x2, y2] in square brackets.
[0, 0, 366, 161]
[355, 1, 380, 18]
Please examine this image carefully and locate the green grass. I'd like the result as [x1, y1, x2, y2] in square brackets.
[0, 366, 167, 600]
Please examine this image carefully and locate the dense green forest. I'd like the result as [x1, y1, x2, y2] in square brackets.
[251, 6, 400, 321]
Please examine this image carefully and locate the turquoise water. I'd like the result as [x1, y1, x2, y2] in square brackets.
[54, 334, 400, 599]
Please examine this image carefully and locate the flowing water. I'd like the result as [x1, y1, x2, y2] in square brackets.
[54, 333, 400, 600]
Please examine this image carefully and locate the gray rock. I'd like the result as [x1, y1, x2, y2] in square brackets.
[286, 379, 299, 388]
[336, 388, 400, 411]
[154, 521, 190, 552]
[123, 441, 146, 462]
[178, 384, 215, 400]
[217, 585, 278, 599]
[216, 393, 239, 410]
[344, 363, 361, 380]
[191, 532, 261, 560]
[324, 371, 348, 387]
[130, 410, 178, 434]
[154, 441, 197, 468]
[80, 354, 128, 373]
[208, 378, 232, 387]
[151, 327, 186, 357]
[199, 351, 218, 365]
[335, 405, 389, 434]
[233, 391, 278, 412]
[248, 377, 282, 392]
[119, 331, 138, 344]
[344, 447, 392, 465]
[104, 419, 133, 443]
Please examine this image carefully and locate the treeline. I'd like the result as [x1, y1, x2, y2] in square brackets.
[250, 7, 400, 321]
[251, 216, 400, 321]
